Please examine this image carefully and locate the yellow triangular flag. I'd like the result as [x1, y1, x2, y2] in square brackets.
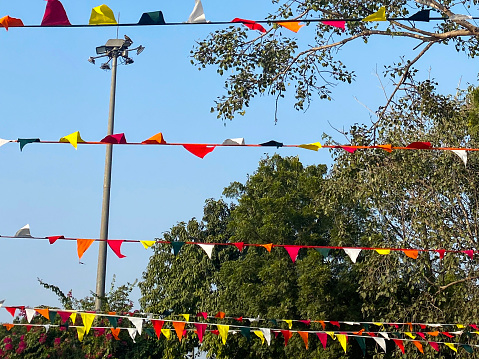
[89, 4, 117, 25]
[218, 325, 229, 344]
[71, 312, 77, 325]
[456, 324, 465, 329]
[373, 322, 383, 327]
[77, 326, 86, 342]
[337, 334, 347, 353]
[161, 328, 171, 340]
[59, 131, 85, 150]
[299, 142, 322, 151]
[81, 313, 96, 334]
[362, 6, 386, 22]
[284, 320, 293, 329]
[254, 330, 265, 344]
[375, 249, 390, 255]
[326, 331, 336, 340]
[405, 332, 416, 339]
[181, 314, 190, 322]
[140, 241, 156, 249]
[444, 343, 457, 352]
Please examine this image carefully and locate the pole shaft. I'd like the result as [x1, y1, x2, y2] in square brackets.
[95, 54, 118, 311]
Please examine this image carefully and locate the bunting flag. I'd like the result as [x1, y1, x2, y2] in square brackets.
[444, 343, 457, 352]
[406, 141, 432, 149]
[14, 224, 32, 238]
[262, 243, 273, 252]
[299, 142, 322, 151]
[59, 131, 85, 149]
[240, 327, 251, 340]
[173, 322, 186, 341]
[18, 138, 40, 151]
[343, 248, 361, 263]
[160, 328, 171, 340]
[89, 4, 117, 25]
[172, 241, 185, 256]
[298, 331, 309, 349]
[194, 323, 207, 342]
[25, 309, 36, 323]
[413, 340, 424, 353]
[222, 138, 245, 145]
[48, 236, 64, 245]
[403, 249, 419, 259]
[231, 18, 267, 33]
[373, 337, 387, 352]
[233, 242, 245, 252]
[339, 146, 357, 153]
[127, 328, 137, 342]
[260, 140, 283, 147]
[183, 144, 215, 158]
[101, 133, 127, 144]
[281, 330, 292, 346]
[0, 139, 11, 147]
[107, 316, 117, 328]
[362, 7, 387, 22]
[57, 311, 72, 324]
[129, 317, 143, 335]
[254, 330, 265, 344]
[284, 246, 301, 262]
[3, 324, 14, 331]
[140, 240, 156, 249]
[138, 11, 166, 26]
[337, 334, 347, 352]
[218, 325, 229, 344]
[77, 239, 95, 260]
[452, 149, 468, 166]
[278, 21, 304, 32]
[107, 240, 126, 258]
[409, 9, 430, 22]
[317, 332, 328, 348]
[81, 313, 95, 334]
[187, 0, 207, 23]
[36, 308, 50, 320]
[393, 339, 405, 353]
[284, 320, 293, 329]
[181, 314, 190, 322]
[71, 312, 77, 325]
[261, 328, 272, 346]
[151, 320, 164, 339]
[42, 0, 71, 26]
[77, 327, 86, 342]
[142, 132, 166, 144]
[321, 20, 345, 30]
[429, 341, 440, 351]
[197, 312, 208, 320]
[0, 16, 24, 31]
[376, 249, 390, 255]
[197, 243, 215, 259]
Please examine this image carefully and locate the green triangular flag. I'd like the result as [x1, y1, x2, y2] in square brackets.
[462, 344, 474, 353]
[107, 316, 118, 329]
[49, 311, 57, 325]
[240, 327, 251, 340]
[145, 328, 155, 337]
[18, 138, 40, 151]
[269, 319, 278, 326]
[172, 241, 185, 256]
[355, 337, 366, 356]
[138, 11, 166, 25]
[363, 323, 369, 331]
[315, 248, 330, 257]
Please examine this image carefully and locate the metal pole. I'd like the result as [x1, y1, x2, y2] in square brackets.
[95, 53, 118, 311]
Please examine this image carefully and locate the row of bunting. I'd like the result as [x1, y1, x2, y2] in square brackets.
[0, 131, 473, 164]
[8, 224, 478, 262]
[0, 306, 476, 354]
[0, 1, 475, 32]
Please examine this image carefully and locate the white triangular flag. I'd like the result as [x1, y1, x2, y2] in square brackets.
[261, 328, 271, 346]
[44, 325, 50, 333]
[0, 300, 4, 309]
[129, 317, 143, 335]
[187, 0, 206, 23]
[127, 328, 137, 342]
[343, 248, 361, 263]
[222, 138, 245, 146]
[15, 224, 32, 238]
[0, 139, 11, 147]
[379, 332, 389, 339]
[451, 150, 467, 167]
[373, 337, 387, 352]
[449, 14, 472, 20]
[198, 243, 215, 259]
[25, 308, 36, 323]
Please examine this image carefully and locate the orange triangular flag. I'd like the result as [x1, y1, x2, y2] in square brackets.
[142, 132, 166, 145]
[298, 331, 309, 349]
[403, 249, 419, 259]
[3, 324, 14, 331]
[412, 340, 424, 353]
[427, 331, 440, 336]
[173, 322, 186, 341]
[262, 243, 273, 252]
[0, 16, 24, 31]
[77, 239, 95, 260]
[374, 144, 392, 152]
[278, 21, 304, 32]
[318, 320, 326, 330]
[111, 328, 121, 340]
[36, 308, 50, 320]
[215, 312, 226, 319]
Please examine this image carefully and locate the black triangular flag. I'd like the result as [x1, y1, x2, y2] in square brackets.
[138, 11, 166, 25]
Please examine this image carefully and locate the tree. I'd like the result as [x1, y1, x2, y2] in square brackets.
[191, 0, 479, 121]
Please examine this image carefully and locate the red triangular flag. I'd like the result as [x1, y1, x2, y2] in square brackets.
[298, 319, 311, 326]
[196, 312, 208, 320]
[298, 331, 309, 349]
[215, 312, 225, 319]
[233, 242, 245, 252]
[234, 316, 243, 322]
[437, 249, 446, 259]
[393, 339, 405, 353]
[173, 322, 186, 341]
[463, 250, 474, 259]
[429, 341, 440, 351]
[48, 235, 64, 245]
[194, 323, 207, 343]
[321, 20, 345, 30]
[441, 332, 454, 338]
[101, 133, 127, 144]
[406, 141, 432, 149]
[41, 0, 71, 26]
[5, 307, 17, 317]
[26, 325, 32, 332]
[231, 18, 266, 33]
[280, 330, 292, 346]
[57, 311, 72, 323]
[183, 144, 216, 159]
[419, 324, 426, 330]
[316, 332, 327, 348]
[284, 246, 301, 263]
[471, 324, 479, 330]
[152, 320, 164, 339]
[330, 321, 340, 328]
[107, 240, 126, 258]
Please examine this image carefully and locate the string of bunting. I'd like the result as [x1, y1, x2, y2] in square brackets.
[5, 224, 477, 262]
[0, 304, 477, 353]
[0, 1, 475, 32]
[0, 132, 473, 164]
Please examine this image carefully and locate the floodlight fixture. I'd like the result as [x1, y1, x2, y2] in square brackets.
[88, 57, 96, 65]
[124, 57, 134, 65]
[100, 62, 111, 70]
[136, 45, 145, 55]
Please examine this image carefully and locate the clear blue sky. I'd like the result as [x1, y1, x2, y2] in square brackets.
[0, 0, 475, 323]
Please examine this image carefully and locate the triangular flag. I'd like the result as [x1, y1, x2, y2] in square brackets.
[343, 248, 361, 263]
[218, 325, 229, 344]
[405, 332, 416, 339]
[429, 341, 440, 351]
[25, 308, 36, 323]
[393, 339, 405, 353]
[0, 139, 11, 147]
[194, 323, 207, 342]
[173, 322, 186, 341]
[262, 243, 273, 252]
[57, 311, 72, 324]
[101, 133, 126, 144]
[26, 325, 32, 332]
[222, 138, 245, 145]
[321, 20, 345, 30]
[81, 313, 95, 334]
[406, 141, 432, 149]
[326, 331, 336, 339]
[49, 311, 57, 324]
[240, 327, 251, 340]
[284, 320, 293, 329]
[330, 321, 340, 327]
[231, 18, 266, 33]
[183, 144, 215, 158]
[198, 243, 215, 259]
[362, 6, 386, 22]
[59, 131, 85, 149]
[3, 324, 14, 331]
[161, 328, 171, 340]
[403, 249, 419, 259]
[138, 11, 166, 25]
[337, 334, 347, 353]
[215, 312, 226, 319]
[107, 240, 126, 258]
[284, 246, 301, 262]
[261, 328, 271, 346]
[378, 332, 389, 339]
[77, 327, 86, 341]
[18, 138, 40, 151]
[441, 332, 454, 338]
[187, 0, 207, 23]
[355, 337, 366, 355]
[376, 249, 390, 255]
[0, 16, 24, 31]
[48, 236, 64, 245]
[260, 140, 283, 147]
[36, 308, 50, 320]
[140, 240, 156, 249]
[374, 144, 393, 152]
[89, 4, 117, 25]
[437, 249, 446, 259]
[71, 312, 77, 325]
[462, 344, 474, 353]
[427, 331, 440, 336]
[127, 328, 137, 342]
[412, 340, 424, 353]
[451, 150, 467, 167]
[42, 0, 71, 26]
[278, 21, 304, 32]
[336, 145, 357, 153]
[316, 333, 328, 348]
[142, 132, 166, 144]
[416, 332, 426, 339]
[181, 314, 190, 322]
[172, 241, 185, 255]
[463, 250, 474, 259]
[107, 316, 118, 328]
[299, 142, 322, 151]
[233, 242, 245, 252]
[129, 317, 143, 335]
[298, 331, 309, 349]
[373, 337, 387, 352]
[408, 9, 430, 22]
[444, 343, 457, 352]
[449, 14, 473, 20]
[316, 248, 330, 257]
[197, 312, 208, 320]
[152, 320, 164, 339]
[15, 224, 32, 238]
[77, 239, 95, 260]
[281, 330, 292, 346]
[254, 330, 265, 344]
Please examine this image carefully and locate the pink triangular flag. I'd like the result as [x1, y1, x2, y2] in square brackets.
[321, 20, 345, 30]
[107, 240, 126, 258]
[316, 332, 327, 348]
[41, 0, 71, 26]
[57, 311, 72, 324]
[194, 323, 207, 343]
[429, 341, 440, 351]
[196, 312, 208, 320]
[463, 250, 474, 259]
[101, 133, 127, 144]
[284, 246, 301, 262]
